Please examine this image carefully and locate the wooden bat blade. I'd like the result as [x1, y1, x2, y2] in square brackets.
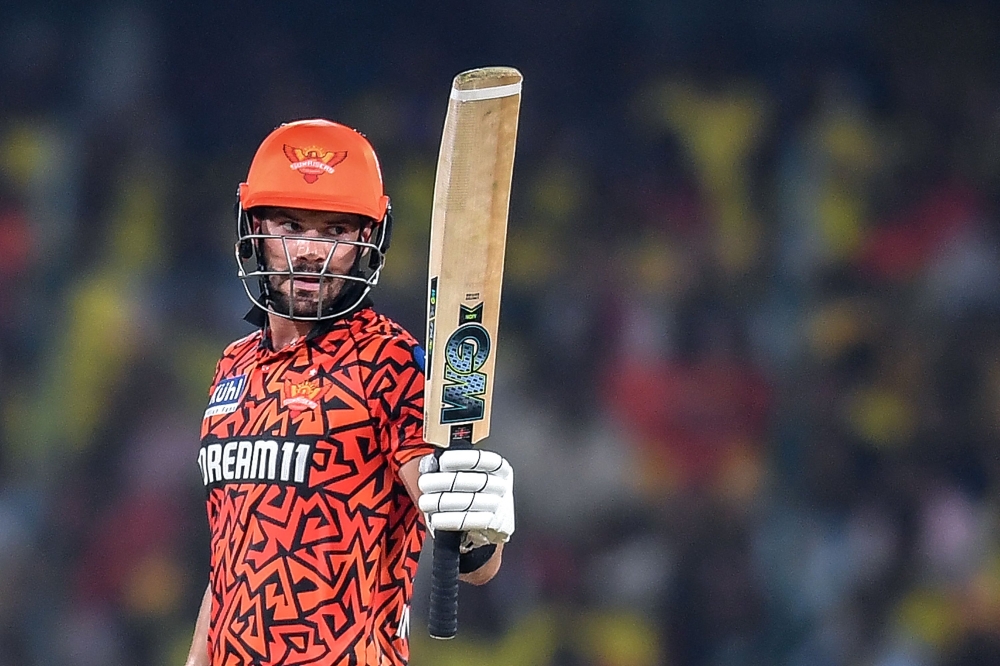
[423, 67, 522, 449]
[424, 66, 521, 641]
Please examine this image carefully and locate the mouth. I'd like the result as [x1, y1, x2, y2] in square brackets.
[290, 275, 324, 292]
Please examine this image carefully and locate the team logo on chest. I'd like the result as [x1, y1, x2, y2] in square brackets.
[204, 375, 247, 419]
[283, 377, 322, 412]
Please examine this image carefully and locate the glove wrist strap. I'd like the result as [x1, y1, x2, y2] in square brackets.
[458, 543, 497, 573]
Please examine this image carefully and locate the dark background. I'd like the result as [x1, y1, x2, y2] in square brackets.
[2, 1, 1000, 664]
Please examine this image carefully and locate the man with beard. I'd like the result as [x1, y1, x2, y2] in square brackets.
[184, 120, 515, 666]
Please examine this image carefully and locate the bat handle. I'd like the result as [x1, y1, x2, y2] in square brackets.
[428, 528, 463, 639]
[427, 438, 472, 639]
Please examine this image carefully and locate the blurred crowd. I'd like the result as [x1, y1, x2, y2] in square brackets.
[3, 1, 1000, 665]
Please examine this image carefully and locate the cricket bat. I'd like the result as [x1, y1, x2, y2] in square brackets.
[423, 66, 522, 639]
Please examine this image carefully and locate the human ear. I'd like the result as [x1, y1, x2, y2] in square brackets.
[360, 221, 374, 243]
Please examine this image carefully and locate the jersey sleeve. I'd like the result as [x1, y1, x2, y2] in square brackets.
[366, 335, 435, 476]
[201, 346, 235, 438]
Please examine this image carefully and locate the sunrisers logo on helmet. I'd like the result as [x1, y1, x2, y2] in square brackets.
[235, 119, 393, 322]
[282, 145, 348, 183]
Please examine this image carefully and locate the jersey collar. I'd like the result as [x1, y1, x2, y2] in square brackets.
[246, 295, 375, 352]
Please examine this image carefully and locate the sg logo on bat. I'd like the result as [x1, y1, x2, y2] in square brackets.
[441, 303, 491, 424]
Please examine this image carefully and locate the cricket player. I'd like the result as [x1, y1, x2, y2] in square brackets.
[184, 119, 514, 666]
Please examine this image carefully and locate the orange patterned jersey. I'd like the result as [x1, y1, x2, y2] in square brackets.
[198, 307, 434, 666]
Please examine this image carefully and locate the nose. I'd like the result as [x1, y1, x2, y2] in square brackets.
[288, 233, 336, 265]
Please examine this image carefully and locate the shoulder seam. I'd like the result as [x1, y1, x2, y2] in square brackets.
[223, 331, 260, 355]
[217, 332, 260, 377]
[354, 311, 420, 348]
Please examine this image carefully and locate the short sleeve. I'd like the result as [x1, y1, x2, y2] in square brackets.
[200, 337, 251, 439]
[367, 335, 436, 477]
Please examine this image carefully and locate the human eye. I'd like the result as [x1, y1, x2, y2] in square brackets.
[326, 223, 352, 238]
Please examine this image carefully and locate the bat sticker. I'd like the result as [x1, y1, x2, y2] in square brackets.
[426, 277, 438, 381]
[449, 424, 473, 443]
[429, 277, 438, 319]
[460, 303, 483, 323]
[440, 304, 490, 423]
[426, 320, 435, 381]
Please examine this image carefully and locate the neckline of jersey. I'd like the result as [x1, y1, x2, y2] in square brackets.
[253, 305, 375, 360]
[247, 294, 376, 355]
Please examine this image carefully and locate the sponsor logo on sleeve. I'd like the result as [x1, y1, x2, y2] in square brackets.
[204, 375, 247, 419]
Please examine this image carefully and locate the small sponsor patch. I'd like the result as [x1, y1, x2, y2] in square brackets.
[450, 424, 473, 443]
[204, 375, 247, 418]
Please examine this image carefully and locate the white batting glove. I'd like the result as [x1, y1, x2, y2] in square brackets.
[418, 449, 514, 548]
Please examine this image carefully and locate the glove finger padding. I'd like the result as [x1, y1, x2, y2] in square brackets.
[416, 449, 515, 544]
[418, 471, 508, 495]
[436, 450, 510, 477]
[418, 491, 501, 514]
[429, 511, 497, 532]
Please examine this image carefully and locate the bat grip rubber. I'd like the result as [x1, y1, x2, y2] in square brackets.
[427, 439, 472, 639]
[428, 528, 463, 639]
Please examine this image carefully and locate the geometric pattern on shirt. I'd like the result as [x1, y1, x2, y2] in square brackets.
[200, 308, 433, 666]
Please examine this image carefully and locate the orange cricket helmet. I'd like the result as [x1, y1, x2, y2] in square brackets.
[235, 120, 394, 322]
[238, 119, 390, 220]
